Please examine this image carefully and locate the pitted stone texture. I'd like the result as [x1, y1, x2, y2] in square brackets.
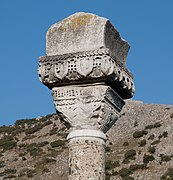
[52, 84, 124, 132]
[39, 48, 134, 99]
[46, 12, 129, 66]
[68, 138, 105, 180]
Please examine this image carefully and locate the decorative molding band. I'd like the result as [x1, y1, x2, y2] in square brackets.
[39, 48, 135, 99]
[67, 129, 107, 141]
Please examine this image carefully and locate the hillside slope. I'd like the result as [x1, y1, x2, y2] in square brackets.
[0, 100, 173, 180]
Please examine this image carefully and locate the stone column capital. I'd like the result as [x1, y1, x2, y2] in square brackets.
[38, 47, 134, 99]
[52, 84, 124, 133]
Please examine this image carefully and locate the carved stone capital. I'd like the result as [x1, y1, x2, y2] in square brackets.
[39, 48, 134, 99]
[52, 84, 124, 133]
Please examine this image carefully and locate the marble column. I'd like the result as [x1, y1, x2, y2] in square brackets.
[38, 12, 135, 179]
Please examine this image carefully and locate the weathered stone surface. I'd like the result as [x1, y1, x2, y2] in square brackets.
[52, 84, 124, 132]
[46, 12, 129, 66]
[39, 48, 134, 99]
[68, 130, 105, 180]
[40, 12, 135, 99]
[38, 12, 135, 179]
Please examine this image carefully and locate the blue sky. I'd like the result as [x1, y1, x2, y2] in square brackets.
[0, 1, 173, 126]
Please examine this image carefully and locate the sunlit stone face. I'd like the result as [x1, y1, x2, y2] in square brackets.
[39, 12, 135, 180]
[46, 12, 129, 67]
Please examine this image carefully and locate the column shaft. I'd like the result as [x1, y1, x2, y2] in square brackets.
[68, 130, 106, 180]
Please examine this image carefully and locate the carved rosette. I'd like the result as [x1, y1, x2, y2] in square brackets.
[52, 84, 124, 133]
[39, 48, 135, 99]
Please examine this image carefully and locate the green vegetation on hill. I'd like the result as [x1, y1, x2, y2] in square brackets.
[0, 101, 173, 179]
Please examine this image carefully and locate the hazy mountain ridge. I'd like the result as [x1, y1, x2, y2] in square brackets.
[0, 100, 173, 180]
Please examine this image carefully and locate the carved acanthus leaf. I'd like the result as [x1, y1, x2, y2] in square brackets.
[52, 85, 124, 132]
